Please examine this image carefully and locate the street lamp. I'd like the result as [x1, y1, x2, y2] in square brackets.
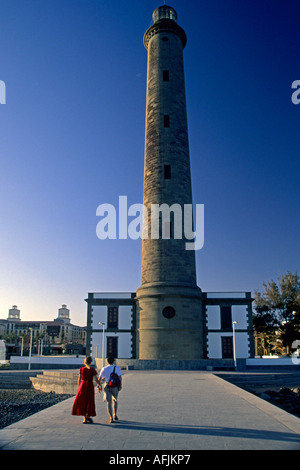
[232, 321, 238, 370]
[28, 328, 33, 370]
[20, 336, 24, 357]
[38, 339, 43, 356]
[99, 322, 105, 369]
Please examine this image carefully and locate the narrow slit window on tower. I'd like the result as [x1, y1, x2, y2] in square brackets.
[164, 115, 170, 128]
[163, 70, 169, 82]
[164, 164, 171, 179]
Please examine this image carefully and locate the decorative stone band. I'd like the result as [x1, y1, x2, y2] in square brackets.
[143, 19, 187, 50]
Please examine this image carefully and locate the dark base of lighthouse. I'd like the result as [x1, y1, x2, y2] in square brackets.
[100, 358, 237, 371]
[86, 291, 255, 362]
[135, 284, 204, 360]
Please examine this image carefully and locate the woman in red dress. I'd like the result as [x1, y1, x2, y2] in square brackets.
[72, 356, 98, 423]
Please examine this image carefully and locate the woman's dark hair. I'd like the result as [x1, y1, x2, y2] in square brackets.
[84, 356, 92, 366]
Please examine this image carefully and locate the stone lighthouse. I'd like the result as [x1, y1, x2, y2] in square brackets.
[135, 5, 204, 360]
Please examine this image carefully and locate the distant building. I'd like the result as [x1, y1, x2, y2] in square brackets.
[56, 304, 71, 324]
[8, 305, 21, 321]
[0, 305, 86, 356]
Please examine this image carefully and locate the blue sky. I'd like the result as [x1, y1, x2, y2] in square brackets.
[0, 0, 299, 326]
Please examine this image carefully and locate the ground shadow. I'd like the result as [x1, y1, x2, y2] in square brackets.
[94, 420, 300, 445]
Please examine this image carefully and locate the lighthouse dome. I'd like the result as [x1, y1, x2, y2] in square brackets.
[152, 5, 177, 24]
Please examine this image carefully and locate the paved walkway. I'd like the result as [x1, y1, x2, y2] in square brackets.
[1, 371, 300, 450]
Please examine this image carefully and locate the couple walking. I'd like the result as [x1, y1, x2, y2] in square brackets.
[71, 356, 122, 424]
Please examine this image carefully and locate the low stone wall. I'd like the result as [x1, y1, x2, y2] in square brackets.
[30, 370, 78, 394]
[9, 355, 87, 370]
[11, 356, 300, 372]
[246, 358, 300, 370]
[96, 358, 236, 371]
[0, 371, 38, 389]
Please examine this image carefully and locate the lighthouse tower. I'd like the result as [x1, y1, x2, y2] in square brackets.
[136, 5, 203, 360]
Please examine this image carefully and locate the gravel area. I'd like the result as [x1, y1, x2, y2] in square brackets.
[0, 389, 74, 429]
[253, 386, 300, 418]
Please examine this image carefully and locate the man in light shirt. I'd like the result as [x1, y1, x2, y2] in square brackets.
[98, 356, 122, 423]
